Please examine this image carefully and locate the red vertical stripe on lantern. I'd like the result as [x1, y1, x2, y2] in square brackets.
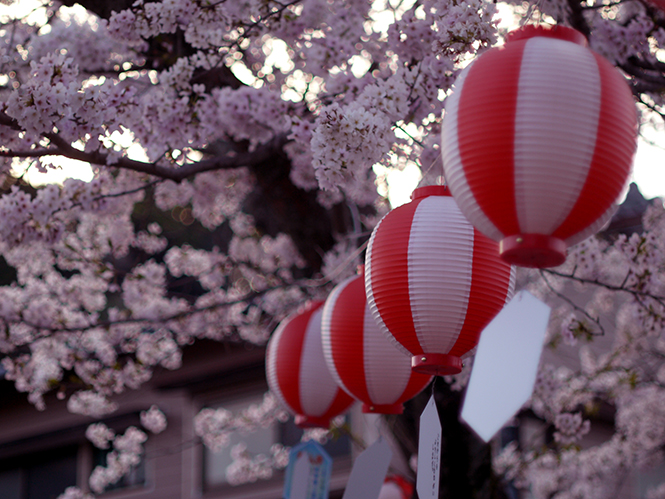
[449, 232, 515, 357]
[325, 389, 358, 422]
[456, 41, 525, 236]
[329, 277, 371, 403]
[273, 303, 321, 415]
[367, 198, 423, 355]
[401, 368, 433, 403]
[553, 54, 637, 241]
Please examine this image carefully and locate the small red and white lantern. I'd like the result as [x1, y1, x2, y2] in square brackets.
[365, 185, 515, 376]
[266, 301, 355, 428]
[442, 25, 638, 268]
[321, 270, 432, 414]
[379, 475, 414, 499]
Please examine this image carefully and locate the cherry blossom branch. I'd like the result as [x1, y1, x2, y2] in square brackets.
[60, 179, 164, 212]
[0, 110, 290, 182]
[543, 268, 665, 308]
[234, 0, 300, 44]
[539, 270, 605, 336]
[13, 279, 313, 335]
[0, 148, 54, 158]
[45, 132, 290, 181]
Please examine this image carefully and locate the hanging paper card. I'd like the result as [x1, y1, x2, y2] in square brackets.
[283, 441, 332, 499]
[289, 451, 312, 499]
[417, 395, 441, 499]
[342, 438, 393, 499]
[461, 290, 551, 442]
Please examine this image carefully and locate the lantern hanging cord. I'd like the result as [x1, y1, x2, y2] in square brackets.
[431, 375, 439, 396]
[416, 150, 445, 189]
[373, 413, 384, 435]
[303, 239, 369, 288]
[521, 0, 544, 27]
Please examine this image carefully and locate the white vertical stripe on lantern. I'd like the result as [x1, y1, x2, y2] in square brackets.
[298, 308, 337, 416]
[364, 216, 412, 357]
[441, 64, 504, 242]
[514, 37, 601, 235]
[407, 196, 474, 353]
[320, 278, 347, 391]
[362, 304, 411, 405]
[266, 330, 288, 411]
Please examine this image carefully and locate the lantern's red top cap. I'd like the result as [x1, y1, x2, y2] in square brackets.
[507, 25, 588, 47]
[410, 185, 451, 200]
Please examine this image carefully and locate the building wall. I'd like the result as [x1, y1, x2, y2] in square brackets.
[0, 340, 371, 499]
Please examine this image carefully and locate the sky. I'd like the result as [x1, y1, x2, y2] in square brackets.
[386, 133, 665, 208]
[632, 128, 665, 200]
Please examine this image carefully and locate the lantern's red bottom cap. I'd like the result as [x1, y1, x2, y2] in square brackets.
[362, 403, 404, 414]
[295, 415, 330, 429]
[411, 354, 462, 376]
[500, 234, 567, 268]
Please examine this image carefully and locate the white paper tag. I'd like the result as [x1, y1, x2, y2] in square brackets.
[417, 395, 441, 499]
[342, 438, 393, 499]
[283, 441, 332, 499]
[290, 452, 311, 499]
[461, 290, 551, 442]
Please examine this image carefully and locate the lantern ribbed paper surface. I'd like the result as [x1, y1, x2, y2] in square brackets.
[442, 25, 637, 268]
[266, 301, 355, 428]
[322, 272, 432, 414]
[365, 186, 516, 376]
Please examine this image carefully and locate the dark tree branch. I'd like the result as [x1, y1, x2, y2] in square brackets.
[626, 56, 665, 73]
[620, 62, 665, 88]
[0, 149, 54, 158]
[0, 108, 289, 182]
[543, 268, 665, 308]
[539, 270, 605, 336]
[567, 0, 592, 38]
[44, 130, 290, 182]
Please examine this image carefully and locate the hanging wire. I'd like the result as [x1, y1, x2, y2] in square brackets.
[415, 150, 445, 190]
[430, 373, 439, 397]
[521, 0, 544, 26]
[303, 238, 369, 288]
[373, 411, 384, 437]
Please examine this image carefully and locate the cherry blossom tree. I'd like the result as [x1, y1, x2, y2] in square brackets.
[0, 0, 664, 497]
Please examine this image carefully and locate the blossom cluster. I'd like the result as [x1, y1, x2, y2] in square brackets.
[87, 425, 148, 493]
[193, 392, 289, 452]
[500, 201, 665, 497]
[80, 406, 166, 494]
[225, 442, 290, 485]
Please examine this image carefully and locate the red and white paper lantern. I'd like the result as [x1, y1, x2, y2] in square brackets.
[266, 301, 355, 428]
[379, 476, 414, 499]
[365, 185, 515, 376]
[321, 271, 432, 414]
[442, 25, 638, 268]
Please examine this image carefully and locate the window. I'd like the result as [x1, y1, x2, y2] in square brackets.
[203, 394, 351, 490]
[0, 445, 78, 499]
[203, 395, 279, 488]
[634, 461, 665, 499]
[92, 447, 146, 493]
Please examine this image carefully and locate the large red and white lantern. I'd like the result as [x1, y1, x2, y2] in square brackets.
[442, 25, 638, 268]
[321, 271, 432, 414]
[266, 301, 355, 428]
[365, 185, 515, 376]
